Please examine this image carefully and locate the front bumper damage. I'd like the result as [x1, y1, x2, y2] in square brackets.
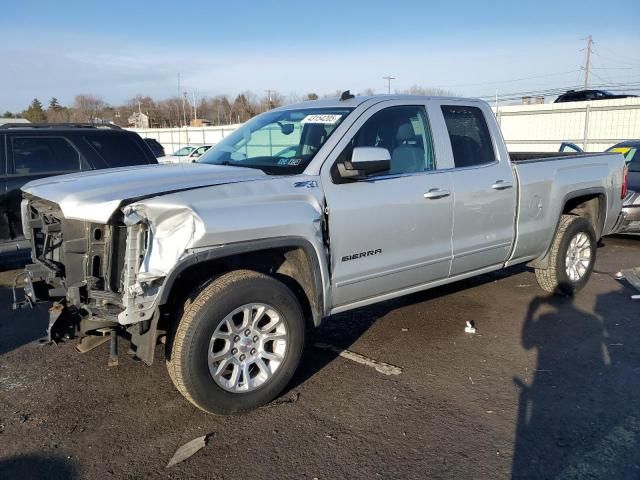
[12, 196, 201, 364]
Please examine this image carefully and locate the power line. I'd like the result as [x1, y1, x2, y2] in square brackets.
[442, 69, 583, 89]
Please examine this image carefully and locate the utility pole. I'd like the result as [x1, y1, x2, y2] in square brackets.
[182, 92, 188, 127]
[178, 72, 181, 127]
[383, 76, 395, 94]
[582, 35, 593, 89]
[264, 89, 273, 110]
[192, 91, 197, 121]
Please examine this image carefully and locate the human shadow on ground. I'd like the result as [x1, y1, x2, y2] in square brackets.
[0, 453, 77, 480]
[511, 289, 640, 479]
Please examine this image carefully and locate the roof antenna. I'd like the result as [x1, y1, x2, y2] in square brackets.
[340, 90, 355, 101]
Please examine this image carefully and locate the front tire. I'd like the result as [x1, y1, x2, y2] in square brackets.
[535, 214, 596, 295]
[166, 270, 305, 415]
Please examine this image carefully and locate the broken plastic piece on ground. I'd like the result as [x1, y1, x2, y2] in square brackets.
[465, 321, 476, 334]
[166, 433, 214, 468]
[75, 335, 111, 354]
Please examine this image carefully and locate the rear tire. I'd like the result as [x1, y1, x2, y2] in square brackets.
[535, 214, 596, 295]
[166, 270, 305, 415]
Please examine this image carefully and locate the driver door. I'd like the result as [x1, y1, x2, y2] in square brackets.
[321, 102, 454, 308]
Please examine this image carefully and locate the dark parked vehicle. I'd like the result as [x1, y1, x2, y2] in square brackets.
[554, 89, 637, 103]
[0, 123, 157, 264]
[607, 140, 640, 234]
[143, 138, 165, 158]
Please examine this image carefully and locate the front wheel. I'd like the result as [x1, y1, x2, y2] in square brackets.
[535, 214, 597, 295]
[166, 270, 305, 414]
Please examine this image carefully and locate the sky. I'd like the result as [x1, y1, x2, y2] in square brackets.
[1, 0, 639, 111]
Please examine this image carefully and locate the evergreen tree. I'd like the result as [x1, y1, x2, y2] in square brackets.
[48, 97, 62, 111]
[23, 98, 46, 122]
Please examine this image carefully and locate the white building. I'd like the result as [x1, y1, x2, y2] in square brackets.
[128, 112, 149, 129]
[0, 118, 30, 126]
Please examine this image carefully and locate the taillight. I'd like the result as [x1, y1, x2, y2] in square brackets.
[622, 165, 628, 199]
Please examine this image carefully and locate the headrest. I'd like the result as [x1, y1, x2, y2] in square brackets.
[396, 123, 415, 141]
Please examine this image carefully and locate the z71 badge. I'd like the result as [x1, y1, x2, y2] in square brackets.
[342, 249, 382, 262]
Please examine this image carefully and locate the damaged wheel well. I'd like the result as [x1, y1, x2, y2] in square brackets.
[562, 193, 604, 238]
[158, 242, 323, 336]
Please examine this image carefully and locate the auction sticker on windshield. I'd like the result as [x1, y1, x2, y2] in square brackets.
[301, 114, 342, 124]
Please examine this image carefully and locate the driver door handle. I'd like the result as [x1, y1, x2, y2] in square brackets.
[491, 180, 513, 190]
[423, 188, 451, 199]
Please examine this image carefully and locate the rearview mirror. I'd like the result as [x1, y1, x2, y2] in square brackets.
[279, 122, 294, 135]
[337, 147, 391, 179]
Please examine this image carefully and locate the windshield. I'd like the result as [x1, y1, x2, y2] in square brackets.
[198, 107, 353, 174]
[608, 145, 640, 172]
[174, 146, 194, 156]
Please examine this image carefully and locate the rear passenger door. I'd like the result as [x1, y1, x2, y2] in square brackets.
[436, 102, 517, 276]
[6, 135, 85, 241]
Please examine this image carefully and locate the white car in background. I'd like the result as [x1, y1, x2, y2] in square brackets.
[161, 145, 212, 164]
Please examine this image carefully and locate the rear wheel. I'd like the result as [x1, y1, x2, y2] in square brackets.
[166, 270, 305, 414]
[535, 214, 596, 295]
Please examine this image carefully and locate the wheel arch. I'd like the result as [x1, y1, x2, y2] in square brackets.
[158, 237, 326, 330]
[529, 188, 605, 269]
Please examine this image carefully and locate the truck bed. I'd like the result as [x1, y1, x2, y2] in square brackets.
[509, 152, 611, 162]
[508, 151, 624, 265]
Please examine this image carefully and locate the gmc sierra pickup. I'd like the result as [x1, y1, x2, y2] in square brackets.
[16, 94, 626, 414]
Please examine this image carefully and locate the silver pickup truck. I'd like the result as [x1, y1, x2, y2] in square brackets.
[17, 94, 626, 414]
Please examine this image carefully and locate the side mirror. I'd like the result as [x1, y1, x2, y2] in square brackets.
[337, 147, 390, 179]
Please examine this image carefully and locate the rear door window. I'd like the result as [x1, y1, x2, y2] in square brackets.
[441, 105, 496, 168]
[83, 133, 150, 167]
[11, 136, 81, 175]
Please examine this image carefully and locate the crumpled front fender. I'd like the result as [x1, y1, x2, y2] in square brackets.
[123, 202, 206, 283]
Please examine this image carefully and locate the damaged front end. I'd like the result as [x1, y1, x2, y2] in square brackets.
[14, 196, 194, 364]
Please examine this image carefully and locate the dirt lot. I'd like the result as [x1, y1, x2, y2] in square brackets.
[1, 236, 640, 479]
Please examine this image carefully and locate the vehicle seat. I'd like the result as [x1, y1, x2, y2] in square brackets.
[450, 134, 479, 167]
[390, 123, 424, 174]
[301, 124, 326, 156]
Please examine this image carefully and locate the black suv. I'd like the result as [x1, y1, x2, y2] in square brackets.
[554, 89, 637, 103]
[0, 123, 158, 264]
[143, 138, 165, 157]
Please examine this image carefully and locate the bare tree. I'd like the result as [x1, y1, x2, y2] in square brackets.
[261, 91, 284, 111]
[72, 94, 106, 122]
[401, 85, 455, 96]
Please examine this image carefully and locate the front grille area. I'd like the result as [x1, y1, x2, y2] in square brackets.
[26, 196, 128, 307]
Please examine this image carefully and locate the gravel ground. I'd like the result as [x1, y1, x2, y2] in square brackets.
[1, 236, 639, 480]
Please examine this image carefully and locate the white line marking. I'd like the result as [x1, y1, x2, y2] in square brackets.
[313, 342, 402, 376]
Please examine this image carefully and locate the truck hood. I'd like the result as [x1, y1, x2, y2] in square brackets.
[22, 163, 266, 223]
